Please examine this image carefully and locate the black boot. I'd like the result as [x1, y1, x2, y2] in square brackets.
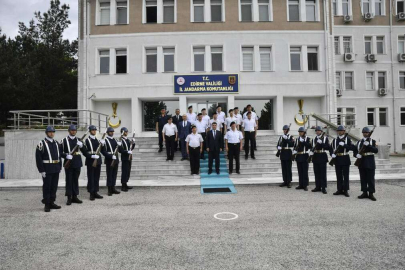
[279, 183, 287, 187]
[126, 184, 133, 190]
[44, 204, 51, 212]
[94, 193, 103, 199]
[333, 190, 343, 195]
[66, 196, 72, 205]
[343, 191, 350, 197]
[368, 193, 377, 201]
[90, 193, 95, 201]
[121, 184, 128, 192]
[287, 183, 292, 188]
[108, 186, 113, 196]
[312, 188, 321, 192]
[358, 192, 368, 199]
[50, 203, 61, 209]
[112, 187, 121, 194]
[295, 186, 303, 190]
[303, 187, 308, 191]
[322, 188, 327, 194]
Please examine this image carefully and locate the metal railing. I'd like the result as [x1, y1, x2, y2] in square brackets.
[8, 110, 109, 131]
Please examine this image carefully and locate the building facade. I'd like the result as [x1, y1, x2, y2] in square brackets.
[78, 0, 405, 152]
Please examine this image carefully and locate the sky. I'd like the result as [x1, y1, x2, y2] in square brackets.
[0, 0, 78, 41]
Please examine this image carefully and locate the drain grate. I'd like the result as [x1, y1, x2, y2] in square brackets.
[203, 187, 232, 193]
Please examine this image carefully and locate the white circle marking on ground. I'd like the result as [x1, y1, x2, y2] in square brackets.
[214, 212, 239, 221]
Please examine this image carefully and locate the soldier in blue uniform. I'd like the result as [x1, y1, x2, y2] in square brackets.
[83, 125, 104, 201]
[354, 127, 379, 201]
[310, 126, 330, 194]
[101, 127, 121, 196]
[293, 127, 312, 191]
[119, 127, 135, 192]
[61, 124, 84, 205]
[36, 126, 63, 212]
[329, 125, 354, 197]
[277, 125, 295, 188]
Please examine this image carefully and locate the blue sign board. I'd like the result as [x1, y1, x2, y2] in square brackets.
[174, 74, 239, 94]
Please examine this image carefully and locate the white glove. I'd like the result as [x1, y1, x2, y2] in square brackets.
[317, 139, 322, 144]
[309, 152, 314, 156]
[66, 154, 73, 160]
[127, 150, 132, 154]
[112, 156, 117, 160]
[277, 146, 282, 150]
[41, 172, 46, 178]
[131, 138, 136, 142]
[299, 138, 304, 142]
[356, 154, 362, 159]
[339, 142, 345, 146]
[91, 155, 99, 159]
[332, 154, 336, 158]
[100, 139, 105, 145]
[293, 150, 297, 154]
[77, 141, 83, 148]
[364, 141, 370, 146]
[117, 142, 122, 146]
[282, 135, 288, 140]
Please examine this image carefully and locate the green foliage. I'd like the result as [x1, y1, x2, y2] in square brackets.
[143, 101, 168, 131]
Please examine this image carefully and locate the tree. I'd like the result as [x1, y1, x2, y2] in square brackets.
[259, 101, 273, 130]
[143, 101, 168, 131]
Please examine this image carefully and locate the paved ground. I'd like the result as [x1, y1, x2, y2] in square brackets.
[1, 182, 405, 270]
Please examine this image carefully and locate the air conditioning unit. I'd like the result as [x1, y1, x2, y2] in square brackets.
[343, 15, 353, 23]
[398, 53, 405, 62]
[397, 12, 405, 21]
[363, 12, 374, 21]
[366, 54, 377, 63]
[378, 88, 388, 96]
[344, 53, 355, 62]
[336, 89, 343, 97]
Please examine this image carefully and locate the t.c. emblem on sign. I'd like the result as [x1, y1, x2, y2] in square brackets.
[228, 76, 236, 85]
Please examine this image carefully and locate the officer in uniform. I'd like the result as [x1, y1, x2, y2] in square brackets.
[225, 122, 243, 174]
[195, 113, 208, 160]
[310, 126, 330, 194]
[277, 125, 295, 188]
[83, 125, 104, 201]
[36, 126, 63, 212]
[329, 125, 354, 197]
[354, 127, 379, 201]
[293, 127, 312, 191]
[241, 111, 257, 160]
[186, 125, 204, 175]
[155, 108, 169, 152]
[61, 124, 84, 205]
[172, 109, 182, 151]
[119, 127, 136, 192]
[101, 127, 122, 196]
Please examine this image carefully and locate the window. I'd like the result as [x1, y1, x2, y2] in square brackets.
[211, 46, 223, 71]
[116, 1, 128, 24]
[258, 0, 270, 21]
[398, 36, 405, 54]
[365, 37, 372, 54]
[211, 0, 222, 22]
[116, 49, 127, 74]
[334, 37, 340, 55]
[193, 0, 205, 22]
[241, 0, 253, 22]
[400, 71, 405, 89]
[242, 47, 254, 71]
[401, 107, 405, 125]
[163, 47, 175, 72]
[366, 72, 374, 90]
[343, 37, 352, 53]
[146, 48, 158, 73]
[99, 1, 110, 25]
[378, 72, 386, 89]
[260, 47, 272, 71]
[377, 36, 385, 54]
[307, 47, 318, 71]
[342, 0, 349, 15]
[345, 72, 353, 90]
[288, 0, 300, 21]
[375, 0, 383, 15]
[337, 108, 356, 126]
[306, 0, 316, 21]
[193, 47, 205, 71]
[379, 108, 387, 126]
[146, 0, 158, 23]
[397, 0, 405, 13]
[336, 72, 341, 89]
[290, 47, 302, 71]
[99, 50, 110, 74]
[363, 0, 370, 13]
[367, 108, 376, 125]
[163, 0, 175, 23]
[333, 0, 337, 15]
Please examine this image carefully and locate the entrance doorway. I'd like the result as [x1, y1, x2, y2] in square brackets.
[188, 100, 227, 118]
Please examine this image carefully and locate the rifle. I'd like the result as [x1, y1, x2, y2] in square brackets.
[308, 132, 326, 163]
[354, 126, 376, 167]
[276, 123, 292, 157]
[129, 131, 135, 161]
[110, 131, 124, 167]
[92, 131, 107, 168]
[64, 131, 89, 169]
[329, 127, 351, 167]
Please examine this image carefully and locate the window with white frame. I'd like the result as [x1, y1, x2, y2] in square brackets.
[400, 71, 405, 89]
[116, 1, 128, 24]
[378, 71, 386, 89]
[345, 71, 354, 90]
[363, 0, 371, 13]
[146, 48, 158, 73]
[193, 47, 205, 71]
[366, 71, 374, 90]
[376, 36, 385, 54]
[145, 0, 158, 23]
[211, 0, 223, 22]
[361, 0, 385, 15]
[333, 0, 352, 16]
[342, 0, 350, 15]
[241, 0, 253, 22]
[336, 71, 354, 90]
[163, 0, 175, 23]
[397, 0, 405, 14]
[379, 108, 387, 126]
[365, 36, 372, 54]
[367, 108, 375, 126]
[211, 46, 223, 71]
[343, 37, 352, 53]
[258, 0, 271, 21]
[99, 50, 110, 74]
[336, 72, 342, 89]
[163, 47, 175, 72]
[306, 0, 316, 21]
[290, 46, 302, 71]
[400, 107, 405, 125]
[99, 1, 111, 25]
[116, 49, 127, 74]
[242, 46, 254, 71]
[375, 0, 383, 15]
[337, 107, 356, 126]
[334, 37, 340, 55]
[193, 0, 205, 22]
[333, 0, 337, 15]
[259, 47, 272, 71]
[398, 36, 405, 54]
[307, 47, 318, 71]
[288, 0, 300, 21]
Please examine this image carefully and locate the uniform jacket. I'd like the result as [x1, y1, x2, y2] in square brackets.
[156, 114, 169, 130]
[353, 138, 378, 169]
[119, 137, 136, 161]
[293, 136, 312, 163]
[329, 136, 354, 166]
[101, 137, 120, 163]
[61, 136, 84, 168]
[206, 130, 223, 152]
[178, 121, 192, 139]
[172, 114, 182, 127]
[83, 136, 103, 166]
[35, 138, 62, 174]
[277, 134, 295, 161]
[311, 136, 330, 164]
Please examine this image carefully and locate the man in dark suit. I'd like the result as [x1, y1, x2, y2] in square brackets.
[172, 109, 182, 151]
[206, 122, 223, 175]
[178, 114, 192, 161]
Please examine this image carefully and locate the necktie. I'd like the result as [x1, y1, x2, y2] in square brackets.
[213, 130, 216, 139]
[183, 121, 186, 127]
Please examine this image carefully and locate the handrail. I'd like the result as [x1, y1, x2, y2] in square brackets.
[310, 113, 361, 142]
[9, 109, 109, 116]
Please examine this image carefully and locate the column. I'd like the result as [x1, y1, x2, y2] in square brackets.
[179, 96, 187, 115]
[227, 95, 235, 112]
[131, 98, 142, 134]
[275, 95, 284, 134]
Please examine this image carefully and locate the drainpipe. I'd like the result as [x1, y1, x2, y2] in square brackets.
[389, 0, 397, 153]
[323, 0, 330, 115]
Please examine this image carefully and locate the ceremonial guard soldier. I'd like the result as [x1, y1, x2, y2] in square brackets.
[156, 108, 169, 153]
[206, 122, 223, 175]
[36, 126, 63, 212]
[186, 125, 204, 175]
[225, 122, 243, 174]
[83, 125, 104, 201]
[310, 126, 330, 194]
[293, 127, 311, 191]
[101, 127, 122, 196]
[241, 111, 257, 160]
[178, 114, 192, 161]
[119, 127, 136, 192]
[354, 127, 379, 201]
[277, 125, 294, 188]
[61, 124, 84, 205]
[162, 117, 178, 161]
[329, 125, 354, 197]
